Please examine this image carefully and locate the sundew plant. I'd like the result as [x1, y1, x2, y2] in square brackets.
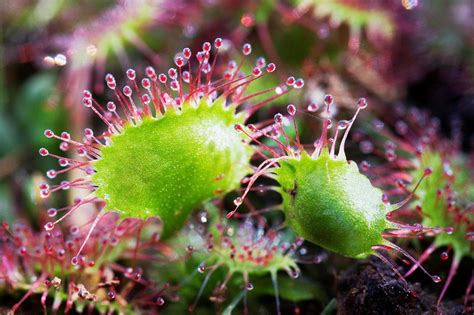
[1, 0, 473, 314]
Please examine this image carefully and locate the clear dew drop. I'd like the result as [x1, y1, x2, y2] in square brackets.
[18, 246, 27, 256]
[360, 141, 374, 154]
[125, 267, 134, 278]
[357, 98, 368, 109]
[155, 297, 165, 306]
[54, 54, 67, 66]
[234, 123, 244, 132]
[466, 232, 474, 241]
[266, 63, 276, 72]
[294, 78, 304, 89]
[134, 273, 142, 282]
[324, 94, 334, 106]
[47, 208, 57, 217]
[360, 161, 370, 172]
[373, 119, 385, 129]
[256, 56, 266, 68]
[287, 104, 296, 116]
[186, 245, 194, 253]
[71, 256, 79, 266]
[286, 76, 295, 86]
[307, 103, 319, 112]
[70, 226, 79, 235]
[199, 211, 208, 223]
[44, 222, 55, 231]
[440, 252, 449, 261]
[338, 120, 350, 129]
[386, 149, 397, 162]
[47, 170, 57, 179]
[326, 119, 333, 129]
[107, 291, 116, 301]
[274, 113, 284, 125]
[252, 67, 262, 77]
[39, 148, 49, 156]
[233, 197, 243, 206]
[198, 264, 206, 273]
[402, 0, 418, 10]
[242, 43, 252, 55]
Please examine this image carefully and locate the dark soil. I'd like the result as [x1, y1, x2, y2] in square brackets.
[336, 257, 466, 315]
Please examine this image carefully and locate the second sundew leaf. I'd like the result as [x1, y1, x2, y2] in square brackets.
[94, 100, 252, 237]
[276, 150, 389, 259]
[230, 97, 444, 287]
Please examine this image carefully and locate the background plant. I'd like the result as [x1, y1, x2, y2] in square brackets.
[1, 0, 473, 314]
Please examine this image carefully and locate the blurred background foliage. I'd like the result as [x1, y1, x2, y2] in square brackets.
[0, 0, 473, 313]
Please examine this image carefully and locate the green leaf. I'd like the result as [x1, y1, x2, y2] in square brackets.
[93, 100, 253, 238]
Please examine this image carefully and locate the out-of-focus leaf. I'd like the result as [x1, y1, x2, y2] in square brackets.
[26, 0, 66, 28]
[0, 43, 18, 157]
[255, 0, 275, 23]
[13, 71, 65, 151]
[222, 290, 246, 315]
[274, 24, 316, 67]
[253, 275, 327, 303]
[0, 113, 19, 157]
[294, 0, 394, 40]
[321, 298, 337, 315]
[0, 182, 14, 223]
